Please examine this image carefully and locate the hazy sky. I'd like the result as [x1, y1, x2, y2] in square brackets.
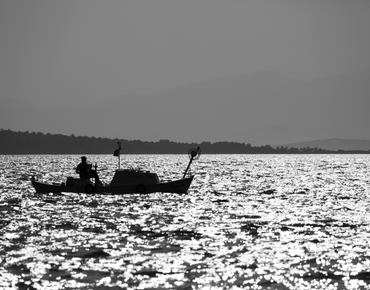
[1, 0, 370, 107]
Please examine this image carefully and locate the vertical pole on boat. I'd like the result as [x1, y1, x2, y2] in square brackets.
[183, 147, 200, 179]
[113, 142, 121, 170]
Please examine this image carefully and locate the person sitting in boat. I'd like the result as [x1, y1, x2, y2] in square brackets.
[76, 156, 102, 185]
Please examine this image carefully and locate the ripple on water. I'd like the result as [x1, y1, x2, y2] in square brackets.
[1, 154, 370, 289]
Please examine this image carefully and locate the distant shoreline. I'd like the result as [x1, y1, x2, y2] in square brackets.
[1, 129, 370, 154]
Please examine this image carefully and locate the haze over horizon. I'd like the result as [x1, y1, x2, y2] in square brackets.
[1, 1, 370, 145]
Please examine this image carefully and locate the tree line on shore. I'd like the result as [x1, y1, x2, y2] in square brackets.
[1, 129, 369, 154]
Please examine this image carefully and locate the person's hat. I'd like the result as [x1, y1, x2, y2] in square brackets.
[81, 156, 87, 160]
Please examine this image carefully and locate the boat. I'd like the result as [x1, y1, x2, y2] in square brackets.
[31, 145, 201, 195]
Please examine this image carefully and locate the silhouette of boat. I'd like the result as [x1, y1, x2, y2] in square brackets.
[31, 146, 201, 195]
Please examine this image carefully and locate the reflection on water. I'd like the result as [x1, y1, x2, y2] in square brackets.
[1, 154, 370, 289]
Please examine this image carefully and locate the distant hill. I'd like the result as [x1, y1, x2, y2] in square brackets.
[1, 69, 370, 145]
[277, 138, 370, 151]
[1, 129, 369, 154]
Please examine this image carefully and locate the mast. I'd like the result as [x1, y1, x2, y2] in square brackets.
[113, 142, 122, 169]
[183, 147, 200, 179]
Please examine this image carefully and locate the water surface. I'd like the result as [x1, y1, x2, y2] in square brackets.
[1, 154, 370, 289]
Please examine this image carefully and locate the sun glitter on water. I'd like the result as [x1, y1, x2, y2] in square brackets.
[1, 154, 370, 289]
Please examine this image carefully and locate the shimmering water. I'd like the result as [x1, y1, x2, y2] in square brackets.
[1, 154, 370, 290]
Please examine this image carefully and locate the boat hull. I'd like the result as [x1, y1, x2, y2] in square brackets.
[31, 176, 194, 195]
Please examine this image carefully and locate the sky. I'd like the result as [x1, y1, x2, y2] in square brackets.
[1, 0, 370, 108]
